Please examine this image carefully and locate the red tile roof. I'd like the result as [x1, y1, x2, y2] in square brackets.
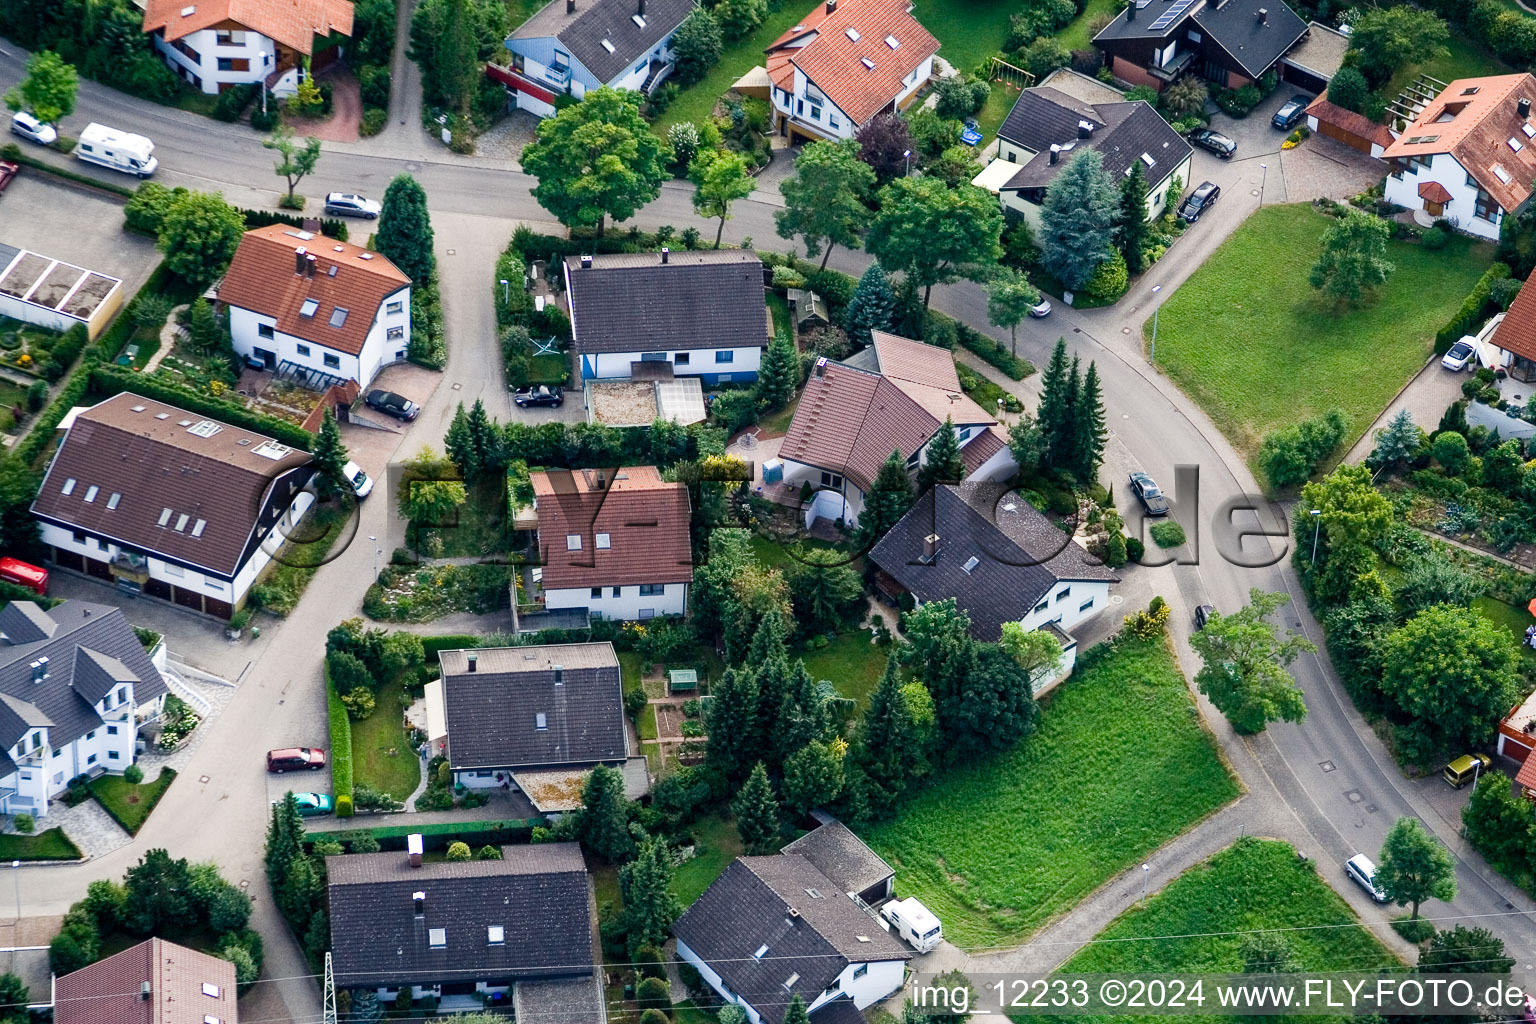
[1517, 752, 1536, 792]
[765, 0, 938, 125]
[531, 466, 692, 590]
[1490, 271, 1536, 364]
[1381, 74, 1536, 215]
[1305, 94, 1393, 148]
[142, 0, 353, 54]
[217, 224, 409, 359]
[1418, 181, 1453, 203]
[56, 938, 237, 1024]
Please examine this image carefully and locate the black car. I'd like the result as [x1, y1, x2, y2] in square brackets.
[365, 389, 420, 421]
[514, 385, 564, 408]
[1178, 181, 1221, 223]
[1194, 604, 1215, 630]
[1129, 471, 1170, 516]
[1272, 94, 1311, 130]
[1188, 128, 1236, 158]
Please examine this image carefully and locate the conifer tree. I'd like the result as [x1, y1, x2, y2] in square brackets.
[844, 263, 895, 346]
[619, 835, 681, 956]
[310, 408, 351, 497]
[1067, 361, 1107, 484]
[917, 416, 965, 492]
[1036, 340, 1071, 468]
[755, 336, 799, 410]
[1118, 159, 1150, 275]
[732, 762, 780, 854]
[859, 658, 923, 814]
[705, 664, 761, 781]
[377, 173, 436, 283]
[856, 450, 914, 549]
[443, 403, 479, 481]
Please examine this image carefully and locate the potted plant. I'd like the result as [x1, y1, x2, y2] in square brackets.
[227, 608, 251, 640]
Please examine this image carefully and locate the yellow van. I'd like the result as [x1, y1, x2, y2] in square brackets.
[1443, 753, 1491, 789]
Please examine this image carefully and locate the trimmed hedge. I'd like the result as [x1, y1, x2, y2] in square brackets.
[0, 143, 135, 197]
[14, 366, 91, 468]
[421, 634, 481, 662]
[241, 208, 350, 243]
[1435, 261, 1511, 355]
[306, 819, 546, 851]
[953, 317, 1034, 380]
[87, 365, 314, 449]
[326, 663, 355, 816]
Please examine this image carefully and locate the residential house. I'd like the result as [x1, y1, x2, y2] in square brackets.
[674, 854, 913, 1024]
[1278, 21, 1349, 95]
[31, 392, 316, 618]
[527, 465, 692, 620]
[869, 482, 1120, 688]
[564, 249, 772, 384]
[1093, 0, 1307, 94]
[327, 840, 604, 1017]
[1382, 74, 1536, 242]
[426, 643, 648, 812]
[780, 817, 895, 907]
[1305, 91, 1393, 158]
[495, 0, 692, 116]
[218, 224, 411, 391]
[141, 0, 352, 96]
[55, 937, 237, 1024]
[1477, 278, 1536, 379]
[777, 331, 1016, 527]
[763, 0, 939, 143]
[972, 85, 1193, 229]
[0, 599, 168, 818]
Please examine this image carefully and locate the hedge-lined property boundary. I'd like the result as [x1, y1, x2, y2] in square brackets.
[326, 664, 355, 817]
[87, 365, 314, 449]
[309, 819, 546, 851]
[1435, 261, 1510, 355]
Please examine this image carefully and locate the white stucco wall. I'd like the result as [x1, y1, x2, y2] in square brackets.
[1018, 578, 1111, 634]
[994, 145, 1190, 227]
[543, 582, 688, 620]
[1384, 151, 1504, 241]
[152, 27, 282, 94]
[2, 680, 147, 817]
[809, 959, 906, 1014]
[580, 346, 763, 382]
[229, 286, 409, 389]
[771, 55, 933, 140]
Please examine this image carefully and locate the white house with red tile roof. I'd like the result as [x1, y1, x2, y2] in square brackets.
[141, 0, 353, 95]
[217, 224, 411, 391]
[764, 0, 938, 143]
[1382, 74, 1536, 241]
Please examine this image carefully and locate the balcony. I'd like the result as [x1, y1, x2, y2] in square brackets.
[544, 64, 572, 87]
[1148, 49, 1195, 83]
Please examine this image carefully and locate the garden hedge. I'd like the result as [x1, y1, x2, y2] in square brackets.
[14, 366, 91, 468]
[326, 664, 355, 817]
[0, 143, 135, 197]
[1435, 262, 1511, 355]
[87, 365, 314, 449]
[307, 818, 546, 851]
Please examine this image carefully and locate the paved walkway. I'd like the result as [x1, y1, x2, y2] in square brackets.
[306, 788, 539, 831]
[1343, 355, 1464, 465]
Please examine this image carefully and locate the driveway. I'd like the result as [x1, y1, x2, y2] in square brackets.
[0, 173, 162, 303]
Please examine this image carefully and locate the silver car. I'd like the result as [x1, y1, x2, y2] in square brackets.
[323, 192, 381, 219]
[9, 111, 57, 146]
[1345, 854, 1388, 903]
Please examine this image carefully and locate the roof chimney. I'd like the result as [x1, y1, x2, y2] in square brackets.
[1521, 97, 1531, 119]
[1125, 1, 1133, 21]
[408, 833, 424, 868]
[660, 247, 669, 264]
[922, 533, 939, 563]
[638, 0, 645, 15]
[306, 253, 317, 278]
[1256, 7, 1266, 22]
[566, 0, 574, 12]
[466, 652, 478, 673]
[814, 356, 828, 377]
[30, 657, 48, 683]
[825, 0, 836, 12]
[295, 247, 307, 275]
[1078, 120, 1095, 139]
[412, 890, 426, 914]
[1049, 143, 1061, 164]
[580, 254, 592, 269]
[140, 983, 152, 1002]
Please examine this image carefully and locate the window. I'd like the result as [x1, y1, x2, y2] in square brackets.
[61, 478, 76, 496]
[330, 307, 349, 327]
[87, 754, 97, 765]
[1032, 599, 1048, 614]
[535, 713, 548, 730]
[809, 103, 823, 121]
[715, 350, 735, 364]
[107, 725, 119, 735]
[820, 471, 843, 489]
[216, 57, 237, 71]
[567, 534, 582, 550]
[84, 485, 99, 503]
[175, 513, 190, 532]
[109, 750, 120, 760]
[717, 373, 732, 383]
[591, 587, 602, 599]
[387, 300, 403, 314]
[596, 533, 611, 548]
[323, 353, 340, 369]
[164, 563, 184, 577]
[639, 608, 655, 620]
[73, 530, 86, 545]
[612, 587, 622, 598]
[830, 114, 841, 130]
[1079, 597, 1095, 612]
[635, 57, 649, 73]
[427, 928, 447, 949]
[117, 686, 127, 705]
[258, 323, 275, 339]
[1055, 587, 1070, 602]
[674, 352, 690, 366]
[202, 984, 221, 999]
[215, 28, 246, 44]
[387, 326, 404, 340]
[296, 344, 311, 356]
[86, 730, 96, 741]
[299, 299, 318, 317]
[107, 492, 121, 510]
[639, 583, 664, 596]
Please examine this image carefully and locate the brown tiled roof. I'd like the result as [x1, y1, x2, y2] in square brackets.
[142, 0, 353, 54]
[1418, 181, 1453, 203]
[870, 330, 960, 391]
[1381, 74, 1536, 214]
[217, 224, 409, 359]
[961, 425, 1007, 474]
[56, 938, 237, 1024]
[1304, 95, 1392, 148]
[1490, 273, 1536, 363]
[531, 466, 692, 590]
[765, 0, 938, 125]
[30, 393, 313, 578]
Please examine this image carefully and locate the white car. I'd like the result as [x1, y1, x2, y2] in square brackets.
[323, 192, 381, 219]
[342, 460, 373, 499]
[1029, 297, 1053, 318]
[1441, 338, 1477, 371]
[10, 111, 57, 146]
[1345, 854, 1388, 903]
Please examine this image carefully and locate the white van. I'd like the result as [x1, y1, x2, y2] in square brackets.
[342, 460, 373, 499]
[76, 123, 158, 178]
[881, 897, 943, 953]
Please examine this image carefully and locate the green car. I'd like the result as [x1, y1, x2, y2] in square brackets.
[287, 792, 334, 817]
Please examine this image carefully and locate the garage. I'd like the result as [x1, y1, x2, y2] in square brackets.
[1279, 22, 1350, 97]
[1306, 95, 1393, 158]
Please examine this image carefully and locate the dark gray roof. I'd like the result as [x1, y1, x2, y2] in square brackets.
[513, 976, 608, 1024]
[439, 645, 628, 771]
[781, 821, 894, 898]
[1095, 0, 1306, 78]
[510, 0, 693, 84]
[327, 844, 594, 988]
[673, 856, 910, 1024]
[0, 602, 57, 644]
[564, 251, 771, 356]
[810, 998, 865, 1024]
[998, 90, 1192, 192]
[0, 600, 167, 753]
[869, 483, 1119, 640]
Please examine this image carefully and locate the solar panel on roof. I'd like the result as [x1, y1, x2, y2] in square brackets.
[1148, 0, 1195, 30]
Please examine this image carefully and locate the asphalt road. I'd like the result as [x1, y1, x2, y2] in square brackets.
[6, 44, 1536, 1019]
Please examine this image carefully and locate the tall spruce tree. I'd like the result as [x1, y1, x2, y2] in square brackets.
[377, 174, 436, 283]
[576, 763, 634, 862]
[444, 403, 479, 481]
[465, 399, 502, 477]
[1118, 159, 1150, 275]
[705, 664, 761, 781]
[918, 416, 965, 492]
[856, 450, 914, 549]
[310, 408, 350, 497]
[1036, 340, 1072, 469]
[783, 996, 810, 1024]
[619, 834, 681, 956]
[1067, 361, 1107, 484]
[859, 657, 923, 814]
[776, 659, 831, 766]
[732, 762, 781, 854]
[844, 263, 896, 346]
[755, 336, 799, 410]
[1038, 149, 1118, 291]
[1054, 356, 1081, 471]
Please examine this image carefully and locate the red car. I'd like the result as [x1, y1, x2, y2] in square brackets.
[266, 747, 327, 773]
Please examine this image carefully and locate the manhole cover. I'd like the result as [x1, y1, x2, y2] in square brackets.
[1319, 760, 1335, 772]
[446, 249, 456, 256]
[1365, 804, 1377, 813]
[1072, 327, 1081, 333]
[1122, 327, 1131, 334]
[452, 382, 463, 390]
[1251, 189, 1261, 196]
[1110, 595, 1124, 605]
[199, 775, 210, 783]
[1344, 789, 1363, 803]
[238, 879, 250, 889]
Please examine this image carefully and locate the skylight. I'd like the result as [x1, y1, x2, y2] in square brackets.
[1524, 122, 1535, 138]
[845, 26, 860, 40]
[191, 519, 206, 538]
[155, 413, 169, 420]
[784, 973, 800, 990]
[175, 514, 190, 532]
[488, 926, 505, 944]
[1495, 163, 1513, 184]
[885, 34, 899, 47]
[106, 493, 121, 510]
[202, 985, 220, 999]
[962, 555, 980, 574]
[187, 420, 222, 438]
[535, 712, 548, 730]
[861, 57, 875, 69]
[632, 13, 646, 26]
[131, 404, 146, 413]
[253, 440, 293, 461]
[1511, 137, 1524, 153]
[84, 485, 98, 503]
[300, 298, 319, 317]
[428, 928, 446, 949]
[61, 478, 75, 496]
[1462, 86, 1481, 95]
[1141, 152, 1156, 167]
[158, 508, 172, 526]
[596, 532, 611, 549]
[753, 944, 769, 959]
[282, 229, 314, 241]
[600, 38, 615, 52]
[330, 307, 349, 328]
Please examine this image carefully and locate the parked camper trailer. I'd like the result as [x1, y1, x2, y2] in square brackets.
[880, 897, 942, 953]
[76, 123, 158, 178]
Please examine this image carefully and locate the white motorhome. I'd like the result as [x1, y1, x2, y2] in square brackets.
[881, 897, 943, 953]
[76, 123, 158, 178]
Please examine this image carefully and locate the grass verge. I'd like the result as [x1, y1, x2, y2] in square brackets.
[0, 827, 82, 860]
[250, 503, 347, 616]
[1150, 204, 1492, 460]
[350, 675, 422, 801]
[864, 635, 1239, 947]
[90, 768, 178, 835]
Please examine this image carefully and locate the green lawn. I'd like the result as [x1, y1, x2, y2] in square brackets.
[90, 768, 178, 835]
[1014, 838, 1400, 1024]
[1055, 0, 1117, 51]
[251, 503, 347, 616]
[1151, 204, 1492, 461]
[410, 476, 511, 558]
[758, 394, 799, 435]
[748, 533, 842, 571]
[799, 631, 889, 712]
[767, 292, 792, 344]
[976, 78, 1023, 140]
[1385, 27, 1508, 111]
[674, 812, 745, 904]
[350, 676, 422, 801]
[1473, 596, 1536, 663]
[863, 635, 1239, 947]
[0, 827, 82, 860]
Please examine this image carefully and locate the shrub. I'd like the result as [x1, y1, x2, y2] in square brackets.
[446, 841, 472, 861]
[1435, 262, 1511, 354]
[13, 812, 33, 834]
[1083, 249, 1129, 302]
[1421, 225, 1449, 251]
[1150, 521, 1186, 548]
[1124, 597, 1171, 639]
[341, 687, 377, 720]
[1126, 536, 1145, 562]
[636, 977, 671, 1012]
[1393, 917, 1437, 943]
[360, 107, 388, 137]
[475, 844, 502, 859]
[711, 390, 758, 433]
[212, 83, 256, 122]
[640, 1010, 671, 1024]
[250, 107, 279, 132]
[122, 764, 144, 785]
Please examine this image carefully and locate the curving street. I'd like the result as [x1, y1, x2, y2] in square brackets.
[4, 41, 1536, 1023]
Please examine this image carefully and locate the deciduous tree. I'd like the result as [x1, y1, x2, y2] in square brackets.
[1327, 66, 1369, 114]
[1380, 604, 1520, 751]
[998, 622, 1063, 691]
[671, 9, 723, 86]
[776, 139, 876, 269]
[157, 190, 245, 286]
[867, 178, 1003, 306]
[854, 111, 914, 186]
[1190, 589, 1315, 734]
[4, 49, 77, 125]
[1376, 816, 1456, 920]
[263, 124, 322, 205]
[899, 598, 975, 706]
[986, 267, 1041, 357]
[690, 149, 755, 248]
[1310, 209, 1395, 303]
[1348, 7, 1448, 87]
[1039, 149, 1118, 291]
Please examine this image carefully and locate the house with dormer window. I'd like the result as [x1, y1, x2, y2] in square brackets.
[56, 937, 237, 1024]
[218, 223, 412, 391]
[30, 393, 316, 619]
[141, 0, 353, 97]
[0, 599, 168, 819]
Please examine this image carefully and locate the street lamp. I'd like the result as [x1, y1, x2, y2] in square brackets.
[1473, 756, 1483, 793]
[1259, 163, 1269, 206]
[903, 149, 911, 177]
[1149, 285, 1163, 365]
[1309, 509, 1322, 563]
[368, 535, 379, 582]
[499, 279, 510, 305]
[1141, 863, 1149, 906]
